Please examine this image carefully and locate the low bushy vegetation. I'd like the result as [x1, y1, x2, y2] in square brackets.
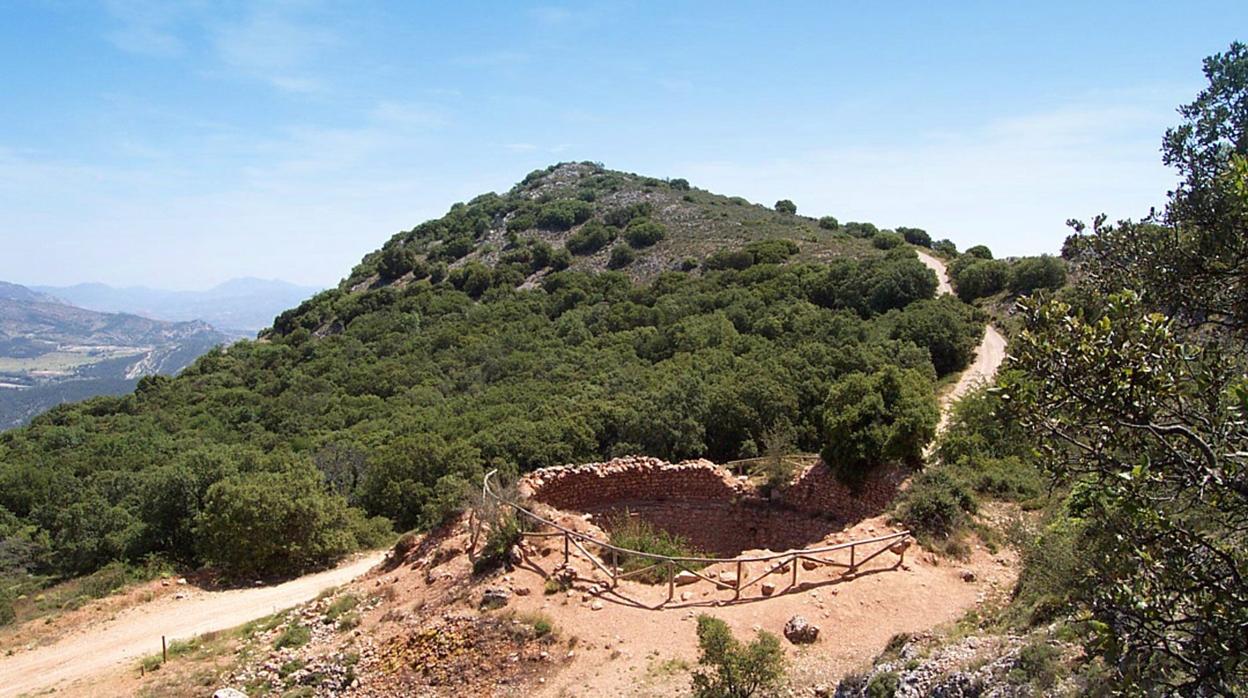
[690, 614, 785, 698]
[605, 513, 704, 584]
[894, 382, 1042, 542]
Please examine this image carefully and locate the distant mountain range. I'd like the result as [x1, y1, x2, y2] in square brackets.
[0, 281, 232, 430]
[32, 277, 322, 335]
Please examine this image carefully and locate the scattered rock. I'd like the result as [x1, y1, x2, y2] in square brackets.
[761, 582, 776, 596]
[889, 539, 912, 555]
[783, 615, 820, 644]
[717, 571, 737, 587]
[673, 570, 699, 586]
[212, 690, 248, 698]
[680, 591, 693, 602]
[481, 587, 511, 609]
[813, 684, 830, 697]
[512, 586, 531, 597]
[960, 569, 976, 583]
[176, 577, 187, 585]
[801, 559, 819, 571]
[590, 600, 604, 611]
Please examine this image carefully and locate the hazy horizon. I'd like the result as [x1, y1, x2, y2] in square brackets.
[3, 1, 1245, 289]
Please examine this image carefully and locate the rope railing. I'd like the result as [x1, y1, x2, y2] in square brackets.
[477, 469, 912, 608]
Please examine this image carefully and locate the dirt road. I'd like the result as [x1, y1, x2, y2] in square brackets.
[915, 249, 955, 296]
[937, 323, 1006, 432]
[0, 551, 385, 697]
[914, 248, 1007, 431]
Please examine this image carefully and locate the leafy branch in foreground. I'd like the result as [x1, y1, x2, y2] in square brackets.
[1002, 292, 1247, 691]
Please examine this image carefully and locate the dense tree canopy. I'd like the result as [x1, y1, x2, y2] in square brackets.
[0, 249, 975, 584]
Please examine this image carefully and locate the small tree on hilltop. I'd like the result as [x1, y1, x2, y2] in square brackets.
[691, 615, 785, 698]
[773, 199, 797, 215]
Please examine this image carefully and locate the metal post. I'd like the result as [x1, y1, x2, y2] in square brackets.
[611, 549, 618, 588]
[161, 635, 167, 663]
[734, 560, 742, 600]
[563, 532, 569, 566]
[791, 555, 798, 587]
[849, 544, 856, 572]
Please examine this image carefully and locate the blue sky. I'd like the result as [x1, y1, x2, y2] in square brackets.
[1, 1, 1244, 289]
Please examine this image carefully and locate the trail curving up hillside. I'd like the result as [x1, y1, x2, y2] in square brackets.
[0, 551, 385, 697]
[914, 248, 1007, 432]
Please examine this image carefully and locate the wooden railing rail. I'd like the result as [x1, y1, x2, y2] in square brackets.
[478, 469, 911, 607]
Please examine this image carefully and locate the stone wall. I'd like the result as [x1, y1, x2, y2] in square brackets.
[780, 462, 909, 524]
[516, 455, 908, 556]
[519, 456, 748, 510]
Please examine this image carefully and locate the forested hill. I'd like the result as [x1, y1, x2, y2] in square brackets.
[0, 164, 988, 586]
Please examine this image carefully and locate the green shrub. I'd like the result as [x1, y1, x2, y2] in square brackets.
[604, 202, 653, 227]
[473, 511, 527, 576]
[895, 469, 977, 540]
[337, 612, 361, 631]
[507, 211, 536, 232]
[325, 593, 359, 622]
[952, 259, 1010, 301]
[818, 216, 840, 230]
[773, 199, 797, 215]
[537, 199, 594, 230]
[378, 245, 417, 280]
[691, 615, 785, 698]
[0, 587, 13, 627]
[843, 221, 879, 238]
[1008, 255, 1067, 295]
[605, 513, 704, 584]
[1009, 638, 1062, 689]
[872, 231, 905, 250]
[670, 178, 691, 191]
[608, 244, 636, 269]
[964, 244, 993, 259]
[624, 219, 667, 248]
[743, 239, 799, 264]
[866, 671, 900, 698]
[703, 249, 754, 271]
[566, 220, 615, 255]
[897, 226, 932, 247]
[933, 239, 958, 256]
[196, 468, 387, 579]
[274, 623, 311, 649]
[822, 367, 938, 486]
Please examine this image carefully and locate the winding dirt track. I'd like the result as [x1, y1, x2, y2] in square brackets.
[915, 249, 1007, 431]
[0, 552, 385, 697]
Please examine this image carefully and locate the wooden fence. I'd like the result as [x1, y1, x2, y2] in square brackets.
[474, 470, 912, 608]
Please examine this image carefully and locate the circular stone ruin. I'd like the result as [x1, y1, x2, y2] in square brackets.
[517, 456, 852, 558]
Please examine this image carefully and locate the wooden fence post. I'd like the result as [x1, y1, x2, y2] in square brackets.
[161, 635, 167, 663]
[734, 560, 742, 600]
[791, 554, 798, 587]
[667, 561, 675, 603]
[563, 532, 569, 566]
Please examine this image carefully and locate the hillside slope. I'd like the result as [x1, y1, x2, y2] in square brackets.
[0, 285, 230, 429]
[0, 163, 984, 594]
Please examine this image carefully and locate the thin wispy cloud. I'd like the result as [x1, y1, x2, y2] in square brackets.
[679, 97, 1180, 256]
[210, 7, 339, 93]
[103, 0, 196, 57]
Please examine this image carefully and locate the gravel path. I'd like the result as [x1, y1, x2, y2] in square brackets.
[0, 552, 385, 697]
